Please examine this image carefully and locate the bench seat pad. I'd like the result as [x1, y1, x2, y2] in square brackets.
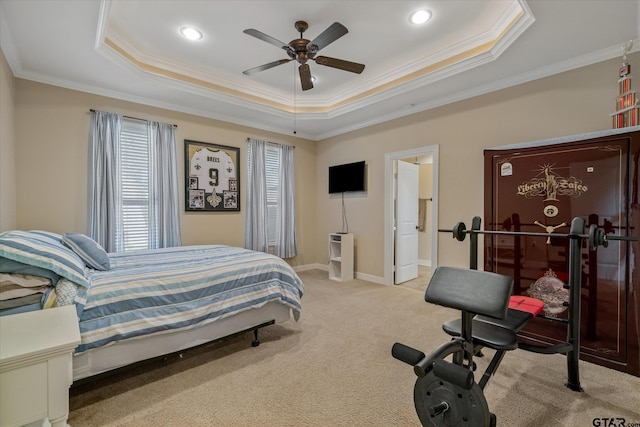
[475, 308, 533, 332]
[442, 319, 519, 351]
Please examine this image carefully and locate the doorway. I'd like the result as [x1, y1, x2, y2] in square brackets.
[384, 145, 439, 286]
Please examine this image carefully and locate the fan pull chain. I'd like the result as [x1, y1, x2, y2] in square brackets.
[293, 63, 297, 135]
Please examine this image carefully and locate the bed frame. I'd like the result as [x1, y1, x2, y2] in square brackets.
[72, 301, 292, 381]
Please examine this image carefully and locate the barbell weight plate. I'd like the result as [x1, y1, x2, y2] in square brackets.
[452, 222, 467, 242]
[414, 370, 490, 427]
[589, 225, 598, 250]
[588, 224, 610, 250]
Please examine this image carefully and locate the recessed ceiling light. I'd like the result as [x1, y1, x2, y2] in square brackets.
[409, 9, 432, 25]
[180, 26, 203, 41]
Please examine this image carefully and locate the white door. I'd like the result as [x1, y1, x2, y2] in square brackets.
[395, 160, 419, 284]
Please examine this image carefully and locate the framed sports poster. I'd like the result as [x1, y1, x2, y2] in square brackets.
[185, 140, 240, 212]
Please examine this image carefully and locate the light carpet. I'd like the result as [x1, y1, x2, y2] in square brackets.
[68, 269, 640, 426]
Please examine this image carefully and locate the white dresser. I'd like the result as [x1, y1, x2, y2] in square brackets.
[0, 306, 80, 427]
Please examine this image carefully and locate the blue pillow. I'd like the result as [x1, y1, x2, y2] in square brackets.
[0, 230, 89, 288]
[0, 257, 61, 284]
[62, 233, 110, 271]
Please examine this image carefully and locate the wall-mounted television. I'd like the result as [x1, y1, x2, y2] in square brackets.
[328, 161, 366, 194]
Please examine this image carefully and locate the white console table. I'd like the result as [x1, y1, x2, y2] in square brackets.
[0, 306, 80, 427]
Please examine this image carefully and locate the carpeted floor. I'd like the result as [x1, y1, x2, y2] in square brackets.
[68, 269, 640, 426]
[398, 265, 432, 292]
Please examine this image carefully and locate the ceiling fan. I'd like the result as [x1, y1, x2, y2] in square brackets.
[242, 21, 365, 91]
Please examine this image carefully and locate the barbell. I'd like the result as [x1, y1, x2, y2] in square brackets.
[441, 222, 636, 250]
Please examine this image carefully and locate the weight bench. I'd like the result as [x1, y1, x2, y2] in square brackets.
[441, 295, 544, 388]
[443, 296, 544, 338]
[392, 266, 544, 426]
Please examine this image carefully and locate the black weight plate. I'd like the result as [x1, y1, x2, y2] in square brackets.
[452, 222, 467, 241]
[414, 370, 490, 427]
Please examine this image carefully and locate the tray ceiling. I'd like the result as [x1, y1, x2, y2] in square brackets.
[1, 1, 639, 140]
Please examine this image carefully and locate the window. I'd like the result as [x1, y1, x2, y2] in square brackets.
[247, 144, 281, 246]
[118, 119, 153, 252]
[89, 111, 180, 253]
[265, 145, 280, 246]
[245, 138, 296, 257]
[244, 138, 298, 258]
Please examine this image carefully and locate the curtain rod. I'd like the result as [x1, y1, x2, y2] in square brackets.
[245, 137, 295, 149]
[89, 109, 177, 128]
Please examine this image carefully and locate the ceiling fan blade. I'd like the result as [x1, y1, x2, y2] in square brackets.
[243, 29, 292, 52]
[307, 22, 348, 52]
[243, 59, 292, 76]
[314, 56, 365, 74]
[299, 64, 313, 91]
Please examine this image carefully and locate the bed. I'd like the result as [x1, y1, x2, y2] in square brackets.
[0, 230, 304, 381]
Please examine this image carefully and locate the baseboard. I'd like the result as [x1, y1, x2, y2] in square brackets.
[355, 272, 385, 285]
[292, 263, 385, 285]
[293, 263, 327, 272]
[418, 259, 431, 267]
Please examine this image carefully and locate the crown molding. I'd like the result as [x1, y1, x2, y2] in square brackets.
[96, 0, 531, 118]
[315, 41, 640, 140]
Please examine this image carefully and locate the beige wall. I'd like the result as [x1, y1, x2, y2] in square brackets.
[12, 79, 317, 267]
[6, 48, 635, 277]
[0, 48, 16, 231]
[315, 54, 630, 278]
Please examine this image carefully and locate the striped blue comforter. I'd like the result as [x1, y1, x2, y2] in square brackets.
[73, 245, 304, 354]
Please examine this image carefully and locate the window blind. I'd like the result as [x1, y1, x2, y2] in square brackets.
[118, 119, 150, 252]
[265, 145, 280, 246]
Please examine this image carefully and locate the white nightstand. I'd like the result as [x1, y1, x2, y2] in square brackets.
[0, 306, 80, 427]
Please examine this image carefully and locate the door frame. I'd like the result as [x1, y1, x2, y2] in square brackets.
[394, 160, 420, 284]
[384, 145, 439, 286]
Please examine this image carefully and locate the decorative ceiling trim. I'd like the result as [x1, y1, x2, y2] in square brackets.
[101, 32, 508, 115]
[103, 37, 299, 112]
[315, 41, 637, 140]
[98, 1, 531, 118]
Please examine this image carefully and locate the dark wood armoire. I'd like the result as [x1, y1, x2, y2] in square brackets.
[484, 127, 640, 377]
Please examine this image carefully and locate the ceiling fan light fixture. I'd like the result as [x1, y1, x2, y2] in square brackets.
[180, 26, 203, 41]
[243, 21, 365, 91]
[409, 9, 432, 25]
